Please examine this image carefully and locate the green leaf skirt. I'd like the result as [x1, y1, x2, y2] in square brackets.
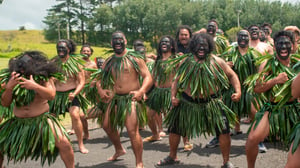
[164, 95, 236, 139]
[288, 122, 300, 154]
[108, 94, 147, 131]
[0, 103, 14, 120]
[145, 87, 171, 113]
[250, 101, 300, 143]
[48, 90, 89, 117]
[0, 113, 69, 166]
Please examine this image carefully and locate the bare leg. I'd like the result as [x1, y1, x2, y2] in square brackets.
[69, 106, 88, 154]
[125, 101, 143, 168]
[285, 142, 300, 168]
[48, 119, 74, 168]
[102, 106, 126, 161]
[155, 113, 166, 137]
[80, 111, 89, 140]
[169, 133, 181, 159]
[219, 133, 231, 164]
[144, 108, 160, 141]
[245, 111, 270, 168]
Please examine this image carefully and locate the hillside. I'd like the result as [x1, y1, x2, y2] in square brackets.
[0, 30, 110, 68]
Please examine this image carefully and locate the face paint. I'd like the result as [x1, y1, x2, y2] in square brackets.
[249, 26, 260, 40]
[259, 31, 266, 42]
[81, 47, 92, 58]
[275, 36, 292, 60]
[56, 42, 69, 58]
[160, 37, 171, 53]
[112, 33, 125, 54]
[207, 22, 217, 36]
[134, 41, 146, 55]
[263, 27, 270, 36]
[192, 37, 210, 60]
[237, 30, 249, 48]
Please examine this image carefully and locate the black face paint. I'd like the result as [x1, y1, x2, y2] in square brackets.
[56, 42, 69, 58]
[263, 27, 270, 36]
[134, 41, 145, 55]
[259, 31, 266, 42]
[192, 37, 210, 60]
[160, 37, 171, 53]
[249, 26, 260, 40]
[112, 33, 125, 54]
[275, 36, 292, 60]
[207, 22, 217, 36]
[16, 55, 33, 77]
[237, 30, 249, 48]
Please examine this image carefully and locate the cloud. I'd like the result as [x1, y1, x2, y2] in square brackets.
[0, 0, 56, 30]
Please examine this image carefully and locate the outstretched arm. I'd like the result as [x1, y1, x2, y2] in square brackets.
[292, 73, 300, 98]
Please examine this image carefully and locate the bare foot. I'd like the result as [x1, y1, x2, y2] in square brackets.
[107, 150, 126, 161]
[159, 131, 166, 137]
[83, 134, 89, 140]
[79, 146, 89, 154]
[67, 129, 75, 135]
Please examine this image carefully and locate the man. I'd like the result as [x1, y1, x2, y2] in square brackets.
[49, 39, 89, 154]
[0, 51, 74, 168]
[206, 19, 230, 55]
[80, 44, 99, 140]
[156, 33, 241, 168]
[245, 30, 300, 168]
[284, 26, 300, 54]
[174, 25, 194, 151]
[261, 23, 274, 46]
[133, 39, 156, 61]
[175, 25, 193, 55]
[248, 24, 273, 56]
[143, 35, 177, 142]
[97, 31, 153, 168]
[222, 29, 261, 136]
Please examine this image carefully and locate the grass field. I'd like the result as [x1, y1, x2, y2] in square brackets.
[0, 30, 111, 68]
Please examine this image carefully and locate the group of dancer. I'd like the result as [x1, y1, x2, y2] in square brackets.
[0, 20, 299, 168]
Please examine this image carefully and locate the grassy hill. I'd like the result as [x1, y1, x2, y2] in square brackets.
[0, 30, 111, 69]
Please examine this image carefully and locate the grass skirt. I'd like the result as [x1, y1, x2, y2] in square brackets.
[250, 101, 300, 143]
[108, 94, 147, 131]
[164, 96, 236, 139]
[0, 113, 69, 166]
[145, 87, 171, 113]
[288, 122, 300, 153]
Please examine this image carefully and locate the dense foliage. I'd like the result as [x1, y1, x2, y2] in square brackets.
[43, 0, 300, 47]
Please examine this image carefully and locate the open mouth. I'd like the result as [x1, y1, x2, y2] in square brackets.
[198, 50, 205, 56]
[280, 50, 288, 57]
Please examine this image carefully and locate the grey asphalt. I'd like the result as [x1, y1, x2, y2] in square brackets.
[3, 119, 288, 168]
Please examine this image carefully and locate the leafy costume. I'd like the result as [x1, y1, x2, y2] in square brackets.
[145, 58, 176, 113]
[0, 68, 69, 166]
[244, 53, 300, 142]
[101, 51, 147, 130]
[221, 46, 263, 117]
[214, 35, 229, 55]
[49, 55, 89, 117]
[164, 54, 237, 139]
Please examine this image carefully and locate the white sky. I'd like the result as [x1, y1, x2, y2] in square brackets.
[0, 0, 299, 30]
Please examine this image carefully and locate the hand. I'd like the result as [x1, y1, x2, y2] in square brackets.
[227, 61, 233, 68]
[6, 72, 21, 90]
[276, 72, 288, 84]
[231, 92, 241, 102]
[99, 89, 113, 103]
[143, 93, 148, 101]
[171, 96, 180, 106]
[68, 92, 76, 102]
[18, 75, 38, 90]
[129, 90, 143, 101]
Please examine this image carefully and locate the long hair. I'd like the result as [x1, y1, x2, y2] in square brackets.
[156, 35, 177, 61]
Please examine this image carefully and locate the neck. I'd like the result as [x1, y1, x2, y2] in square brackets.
[61, 55, 70, 63]
[238, 46, 249, 55]
[162, 52, 172, 60]
[249, 39, 259, 47]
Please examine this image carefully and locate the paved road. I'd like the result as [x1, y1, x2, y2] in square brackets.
[4, 120, 288, 168]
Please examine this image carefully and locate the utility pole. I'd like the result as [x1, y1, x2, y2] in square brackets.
[237, 10, 241, 27]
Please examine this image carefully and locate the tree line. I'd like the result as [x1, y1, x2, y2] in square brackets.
[43, 0, 300, 48]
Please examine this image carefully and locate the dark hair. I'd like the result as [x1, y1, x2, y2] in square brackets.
[208, 19, 218, 27]
[156, 35, 177, 61]
[247, 24, 260, 31]
[112, 30, 125, 39]
[80, 44, 94, 55]
[57, 39, 77, 54]
[9, 51, 58, 78]
[273, 30, 295, 44]
[189, 33, 215, 54]
[262, 23, 272, 29]
[236, 29, 249, 36]
[175, 25, 193, 43]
